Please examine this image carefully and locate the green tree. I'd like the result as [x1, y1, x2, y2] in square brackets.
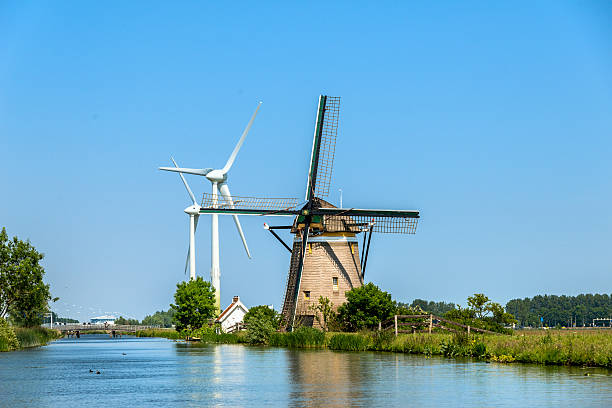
[486, 302, 517, 325]
[170, 277, 217, 332]
[309, 296, 335, 332]
[337, 283, 395, 331]
[244, 306, 278, 344]
[0, 228, 56, 326]
[244, 305, 280, 329]
[467, 293, 490, 319]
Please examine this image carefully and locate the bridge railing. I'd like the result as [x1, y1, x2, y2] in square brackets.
[56, 324, 162, 332]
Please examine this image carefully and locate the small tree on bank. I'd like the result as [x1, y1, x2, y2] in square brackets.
[309, 296, 334, 332]
[244, 305, 279, 344]
[445, 293, 517, 333]
[338, 283, 395, 331]
[171, 277, 217, 332]
[0, 227, 56, 326]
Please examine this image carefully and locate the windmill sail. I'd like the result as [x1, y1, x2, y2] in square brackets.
[305, 95, 341, 201]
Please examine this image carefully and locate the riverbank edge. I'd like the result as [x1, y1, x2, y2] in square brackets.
[0, 326, 63, 352]
[133, 328, 612, 369]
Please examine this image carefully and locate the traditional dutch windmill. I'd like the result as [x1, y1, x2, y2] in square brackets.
[197, 95, 420, 329]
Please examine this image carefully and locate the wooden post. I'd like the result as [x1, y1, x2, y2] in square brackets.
[467, 325, 470, 335]
[394, 315, 398, 337]
[429, 314, 433, 334]
[378, 321, 382, 331]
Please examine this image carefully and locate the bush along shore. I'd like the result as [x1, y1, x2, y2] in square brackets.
[1, 320, 62, 352]
[134, 327, 612, 369]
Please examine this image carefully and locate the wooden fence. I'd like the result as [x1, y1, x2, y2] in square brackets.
[385, 314, 500, 336]
[225, 322, 248, 333]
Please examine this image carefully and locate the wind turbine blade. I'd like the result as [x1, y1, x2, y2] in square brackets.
[194, 214, 199, 233]
[221, 102, 262, 174]
[218, 183, 251, 258]
[184, 248, 190, 275]
[159, 167, 213, 176]
[171, 157, 197, 205]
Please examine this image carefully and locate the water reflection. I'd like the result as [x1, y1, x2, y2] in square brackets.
[286, 349, 369, 407]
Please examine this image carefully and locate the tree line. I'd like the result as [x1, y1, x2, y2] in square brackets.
[112, 309, 176, 327]
[505, 294, 612, 327]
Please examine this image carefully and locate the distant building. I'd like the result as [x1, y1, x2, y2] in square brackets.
[90, 315, 116, 325]
[216, 296, 248, 332]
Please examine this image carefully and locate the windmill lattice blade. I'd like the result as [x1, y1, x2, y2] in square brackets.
[171, 157, 197, 205]
[159, 167, 213, 176]
[218, 183, 251, 258]
[222, 102, 262, 174]
[305, 96, 340, 201]
[201, 193, 300, 213]
[323, 214, 418, 234]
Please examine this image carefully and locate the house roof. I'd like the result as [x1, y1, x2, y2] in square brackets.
[216, 296, 248, 323]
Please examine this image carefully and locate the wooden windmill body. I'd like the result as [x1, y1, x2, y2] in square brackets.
[281, 198, 364, 328]
[197, 95, 420, 330]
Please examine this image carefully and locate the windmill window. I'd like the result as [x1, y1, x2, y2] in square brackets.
[304, 291, 311, 300]
[332, 277, 338, 291]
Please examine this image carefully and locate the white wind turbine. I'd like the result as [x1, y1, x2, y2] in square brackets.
[160, 102, 261, 311]
[169, 157, 201, 281]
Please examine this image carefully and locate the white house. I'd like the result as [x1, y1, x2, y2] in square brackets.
[90, 315, 116, 325]
[216, 296, 249, 332]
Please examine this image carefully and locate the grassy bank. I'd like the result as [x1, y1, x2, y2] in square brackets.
[1, 325, 62, 351]
[133, 327, 612, 368]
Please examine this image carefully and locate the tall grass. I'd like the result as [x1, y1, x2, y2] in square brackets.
[328, 333, 370, 351]
[269, 327, 326, 348]
[12, 327, 61, 349]
[486, 330, 612, 367]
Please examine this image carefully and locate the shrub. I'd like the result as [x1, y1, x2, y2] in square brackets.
[0, 318, 19, 351]
[245, 308, 278, 345]
[244, 305, 280, 329]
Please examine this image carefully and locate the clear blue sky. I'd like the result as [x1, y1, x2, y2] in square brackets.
[1, 2, 611, 320]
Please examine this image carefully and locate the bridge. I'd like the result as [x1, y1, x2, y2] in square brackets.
[55, 324, 161, 338]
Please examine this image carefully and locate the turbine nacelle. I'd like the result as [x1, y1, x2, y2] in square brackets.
[184, 204, 200, 215]
[205, 169, 227, 183]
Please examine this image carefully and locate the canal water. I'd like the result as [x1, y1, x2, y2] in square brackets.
[0, 335, 610, 407]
